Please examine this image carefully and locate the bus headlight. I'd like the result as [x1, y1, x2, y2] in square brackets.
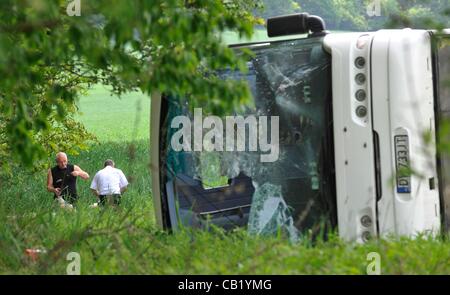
[355, 57, 366, 69]
[355, 73, 366, 85]
[356, 106, 367, 118]
[355, 89, 366, 101]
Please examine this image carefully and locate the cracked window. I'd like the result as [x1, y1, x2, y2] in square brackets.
[160, 37, 336, 240]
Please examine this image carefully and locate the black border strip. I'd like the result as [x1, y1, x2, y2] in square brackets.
[1, 275, 449, 294]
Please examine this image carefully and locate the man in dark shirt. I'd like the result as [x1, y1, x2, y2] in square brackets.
[46, 152, 90, 205]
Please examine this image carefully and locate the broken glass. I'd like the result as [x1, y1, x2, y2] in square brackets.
[160, 36, 336, 240]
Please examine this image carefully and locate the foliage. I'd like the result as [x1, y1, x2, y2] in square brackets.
[293, 0, 369, 31]
[0, 139, 448, 274]
[0, 99, 96, 177]
[2, 197, 449, 275]
[0, 0, 261, 168]
[257, 0, 449, 31]
[257, 0, 301, 19]
[374, 0, 450, 30]
[1, 79, 449, 275]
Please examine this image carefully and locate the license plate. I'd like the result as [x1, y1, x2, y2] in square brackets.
[394, 134, 411, 193]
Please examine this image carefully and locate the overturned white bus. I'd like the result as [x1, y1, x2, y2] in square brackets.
[150, 13, 450, 242]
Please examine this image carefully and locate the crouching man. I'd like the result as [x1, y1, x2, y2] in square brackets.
[90, 159, 129, 206]
[47, 152, 90, 205]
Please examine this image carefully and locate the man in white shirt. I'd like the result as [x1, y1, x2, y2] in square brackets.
[90, 159, 129, 206]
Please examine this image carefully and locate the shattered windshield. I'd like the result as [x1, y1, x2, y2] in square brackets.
[160, 37, 335, 240]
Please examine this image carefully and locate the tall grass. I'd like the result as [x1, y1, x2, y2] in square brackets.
[0, 87, 449, 274]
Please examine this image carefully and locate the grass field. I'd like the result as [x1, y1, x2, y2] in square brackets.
[0, 85, 449, 274]
[77, 85, 151, 142]
[222, 29, 307, 44]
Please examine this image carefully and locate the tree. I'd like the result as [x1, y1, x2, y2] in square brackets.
[262, 0, 450, 31]
[0, 0, 261, 169]
[293, 0, 369, 31]
[378, 0, 450, 30]
[256, 0, 300, 19]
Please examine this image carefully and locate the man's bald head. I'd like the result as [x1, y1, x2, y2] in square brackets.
[56, 152, 68, 169]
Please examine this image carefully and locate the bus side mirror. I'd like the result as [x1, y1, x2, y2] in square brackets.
[267, 13, 327, 38]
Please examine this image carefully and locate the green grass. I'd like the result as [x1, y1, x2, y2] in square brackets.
[221, 28, 350, 45]
[222, 29, 307, 45]
[76, 85, 151, 142]
[0, 86, 449, 274]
